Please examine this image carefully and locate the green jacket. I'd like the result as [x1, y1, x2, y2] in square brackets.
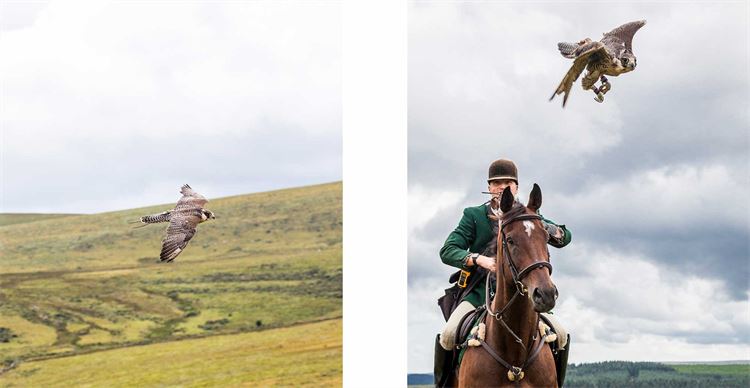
[439, 204, 571, 307]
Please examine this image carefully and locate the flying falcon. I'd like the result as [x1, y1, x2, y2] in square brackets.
[134, 184, 216, 262]
[550, 20, 646, 107]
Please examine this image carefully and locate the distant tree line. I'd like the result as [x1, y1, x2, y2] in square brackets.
[566, 361, 749, 388]
[569, 361, 675, 374]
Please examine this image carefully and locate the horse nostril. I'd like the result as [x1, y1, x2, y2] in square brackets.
[533, 288, 542, 301]
[554, 286, 559, 299]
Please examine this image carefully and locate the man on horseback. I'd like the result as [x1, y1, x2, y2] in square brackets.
[435, 158, 571, 387]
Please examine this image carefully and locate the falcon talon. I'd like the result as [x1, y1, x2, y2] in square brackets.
[594, 93, 605, 103]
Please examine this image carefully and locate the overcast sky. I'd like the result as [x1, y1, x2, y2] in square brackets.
[408, 2, 749, 373]
[0, 1, 341, 213]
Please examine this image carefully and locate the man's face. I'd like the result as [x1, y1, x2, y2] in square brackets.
[488, 179, 518, 199]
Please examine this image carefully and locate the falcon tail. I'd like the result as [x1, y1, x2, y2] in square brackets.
[557, 42, 578, 59]
[131, 211, 172, 228]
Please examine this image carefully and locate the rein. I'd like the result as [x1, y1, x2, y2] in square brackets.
[481, 212, 553, 384]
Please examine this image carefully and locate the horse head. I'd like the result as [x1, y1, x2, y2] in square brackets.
[498, 183, 557, 313]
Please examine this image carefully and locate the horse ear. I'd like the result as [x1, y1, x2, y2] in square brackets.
[527, 183, 542, 212]
[500, 186, 514, 213]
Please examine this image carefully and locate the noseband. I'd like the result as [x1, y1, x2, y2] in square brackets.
[478, 212, 554, 384]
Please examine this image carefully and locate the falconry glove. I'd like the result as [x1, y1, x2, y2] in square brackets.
[543, 222, 564, 244]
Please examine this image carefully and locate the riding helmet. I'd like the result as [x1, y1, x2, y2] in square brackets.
[487, 159, 518, 184]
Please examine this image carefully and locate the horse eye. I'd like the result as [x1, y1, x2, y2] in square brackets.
[506, 237, 514, 245]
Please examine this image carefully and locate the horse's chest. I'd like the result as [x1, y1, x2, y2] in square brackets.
[459, 344, 556, 387]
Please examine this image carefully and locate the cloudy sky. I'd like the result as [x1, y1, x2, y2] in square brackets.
[0, 1, 341, 213]
[408, 2, 749, 373]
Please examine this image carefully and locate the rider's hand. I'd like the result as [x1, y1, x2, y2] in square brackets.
[544, 222, 563, 239]
[476, 255, 496, 272]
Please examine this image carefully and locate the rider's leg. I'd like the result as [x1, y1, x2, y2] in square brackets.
[439, 301, 476, 350]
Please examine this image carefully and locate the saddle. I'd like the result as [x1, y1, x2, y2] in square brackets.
[456, 306, 486, 349]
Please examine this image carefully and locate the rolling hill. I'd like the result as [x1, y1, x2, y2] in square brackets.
[0, 182, 342, 386]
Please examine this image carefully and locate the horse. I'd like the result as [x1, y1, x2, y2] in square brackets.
[456, 183, 558, 387]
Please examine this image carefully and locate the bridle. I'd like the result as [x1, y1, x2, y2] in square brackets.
[500, 214, 553, 295]
[479, 212, 554, 384]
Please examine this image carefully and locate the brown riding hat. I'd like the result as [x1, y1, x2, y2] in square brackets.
[487, 159, 518, 184]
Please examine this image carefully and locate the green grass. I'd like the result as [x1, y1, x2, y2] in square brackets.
[0, 182, 341, 384]
[0, 214, 80, 227]
[1, 318, 342, 387]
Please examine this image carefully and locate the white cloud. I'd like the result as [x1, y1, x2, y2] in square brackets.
[0, 1, 341, 213]
[408, 185, 464, 234]
[572, 334, 750, 364]
[557, 164, 749, 231]
[1, 2, 339, 138]
[555, 242, 749, 343]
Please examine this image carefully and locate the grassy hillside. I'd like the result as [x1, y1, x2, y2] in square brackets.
[1, 318, 341, 387]
[0, 214, 80, 227]
[0, 182, 342, 385]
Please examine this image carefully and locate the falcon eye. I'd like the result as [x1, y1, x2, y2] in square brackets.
[622, 58, 629, 65]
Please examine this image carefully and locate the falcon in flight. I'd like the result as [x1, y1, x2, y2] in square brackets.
[135, 184, 216, 262]
[550, 20, 646, 107]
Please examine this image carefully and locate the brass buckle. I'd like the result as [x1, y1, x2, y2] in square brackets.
[457, 270, 470, 288]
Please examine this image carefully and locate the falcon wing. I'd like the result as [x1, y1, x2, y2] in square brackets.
[174, 184, 208, 211]
[549, 42, 607, 107]
[603, 20, 646, 52]
[159, 211, 201, 262]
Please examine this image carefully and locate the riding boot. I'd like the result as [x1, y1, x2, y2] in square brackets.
[434, 334, 454, 388]
[555, 334, 570, 388]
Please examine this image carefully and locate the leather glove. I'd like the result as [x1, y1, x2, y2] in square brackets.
[543, 222, 563, 240]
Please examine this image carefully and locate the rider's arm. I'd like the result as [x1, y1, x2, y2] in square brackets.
[538, 213, 571, 248]
[439, 208, 476, 269]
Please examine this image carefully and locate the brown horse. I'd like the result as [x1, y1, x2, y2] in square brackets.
[457, 184, 558, 387]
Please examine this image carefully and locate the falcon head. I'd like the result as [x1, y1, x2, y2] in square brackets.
[201, 209, 216, 221]
[619, 52, 637, 72]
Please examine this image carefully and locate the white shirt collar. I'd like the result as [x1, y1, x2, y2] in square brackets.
[489, 204, 502, 217]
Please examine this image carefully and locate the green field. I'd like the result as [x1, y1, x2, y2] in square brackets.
[0, 214, 81, 227]
[0, 182, 342, 386]
[1, 318, 341, 387]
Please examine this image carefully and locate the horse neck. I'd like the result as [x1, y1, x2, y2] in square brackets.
[487, 266, 539, 366]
